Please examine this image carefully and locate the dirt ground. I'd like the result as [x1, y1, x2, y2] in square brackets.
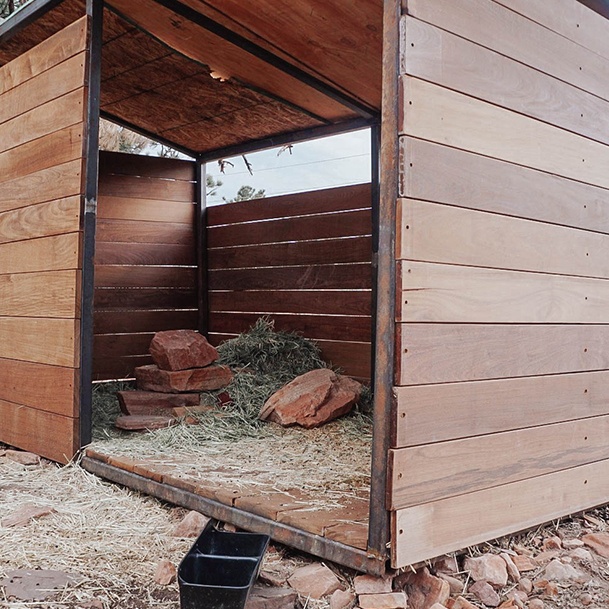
[3, 444, 609, 609]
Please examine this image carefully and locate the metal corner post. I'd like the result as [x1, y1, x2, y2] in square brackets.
[79, 0, 103, 446]
[367, 0, 401, 562]
[195, 158, 209, 337]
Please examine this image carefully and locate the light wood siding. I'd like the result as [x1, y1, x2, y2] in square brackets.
[93, 151, 198, 380]
[0, 17, 87, 463]
[391, 0, 609, 567]
[207, 184, 373, 379]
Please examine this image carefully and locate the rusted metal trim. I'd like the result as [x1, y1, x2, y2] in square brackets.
[195, 159, 209, 337]
[79, 0, 103, 447]
[367, 0, 401, 561]
[81, 456, 387, 576]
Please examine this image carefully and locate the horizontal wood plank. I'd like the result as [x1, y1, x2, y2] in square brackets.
[0, 317, 79, 367]
[208, 237, 372, 269]
[99, 149, 195, 180]
[209, 312, 371, 343]
[209, 290, 371, 316]
[94, 265, 196, 288]
[0, 16, 87, 95]
[399, 261, 609, 323]
[0, 399, 78, 464]
[94, 309, 198, 334]
[94, 332, 154, 359]
[208, 263, 371, 291]
[397, 199, 609, 279]
[0, 357, 78, 416]
[401, 77, 609, 189]
[208, 209, 371, 248]
[94, 242, 195, 266]
[317, 339, 371, 379]
[0, 159, 82, 214]
[0, 197, 80, 244]
[389, 415, 609, 509]
[93, 354, 152, 381]
[406, 0, 609, 103]
[0, 124, 83, 184]
[403, 17, 609, 147]
[94, 287, 196, 310]
[393, 458, 609, 567]
[401, 138, 609, 234]
[207, 184, 371, 226]
[97, 196, 194, 223]
[0, 52, 86, 126]
[398, 324, 609, 385]
[96, 218, 194, 244]
[0, 270, 79, 318]
[97, 173, 195, 202]
[394, 371, 609, 448]
[0, 232, 80, 274]
[0, 88, 85, 154]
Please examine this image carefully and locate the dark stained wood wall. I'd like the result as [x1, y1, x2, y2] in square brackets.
[0, 16, 88, 463]
[207, 184, 373, 379]
[93, 151, 198, 380]
[391, 0, 609, 567]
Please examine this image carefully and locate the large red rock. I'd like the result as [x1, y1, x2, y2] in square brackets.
[117, 390, 199, 415]
[135, 364, 232, 393]
[259, 369, 361, 428]
[149, 330, 218, 371]
[404, 568, 450, 609]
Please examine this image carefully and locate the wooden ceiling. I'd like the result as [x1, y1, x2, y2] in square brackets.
[0, 0, 383, 156]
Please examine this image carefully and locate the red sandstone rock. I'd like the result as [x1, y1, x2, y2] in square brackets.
[117, 390, 200, 415]
[114, 415, 177, 431]
[468, 580, 500, 607]
[2, 503, 56, 528]
[287, 563, 342, 599]
[246, 587, 297, 609]
[464, 555, 508, 587]
[153, 560, 176, 585]
[135, 364, 232, 393]
[171, 511, 210, 538]
[358, 593, 407, 609]
[405, 568, 450, 609]
[149, 330, 218, 371]
[5, 450, 40, 466]
[582, 532, 609, 558]
[354, 574, 393, 595]
[260, 369, 361, 428]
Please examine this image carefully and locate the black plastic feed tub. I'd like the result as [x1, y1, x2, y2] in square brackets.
[178, 521, 270, 609]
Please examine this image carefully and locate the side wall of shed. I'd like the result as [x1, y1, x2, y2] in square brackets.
[0, 16, 89, 463]
[391, 0, 609, 567]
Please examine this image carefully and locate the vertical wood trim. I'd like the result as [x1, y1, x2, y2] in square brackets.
[196, 159, 209, 336]
[367, 0, 400, 560]
[79, 0, 103, 446]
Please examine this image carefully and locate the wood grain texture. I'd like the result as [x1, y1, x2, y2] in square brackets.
[0, 399, 78, 464]
[397, 199, 609, 279]
[0, 271, 79, 318]
[393, 458, 609, 567]
[0, 357, 78, 416]
[97, 196, 194, 223]
[0, 197, 80, 244]
[93, 354, 152, 381]
[493, 0, 609, 61]
[99, 149, 195, 180]
[94, 332, 154, 359]
[0, 160, 82, 213]
[94, 287, 196, 310]
[0, 317, 79, 367]
[0, 53, 86, 125]
[401, 77, 609, 189]
[208, 209, 371, 248]
[0, 88, 85, 154]
[0, 16, 87, 95]
[94, 309, 198, 334]
[0, 124, 83, 184]
[94, 265, 196, 288]
[403, 17, 609, 146]
[209, 290, 371, 316]
[209, 263, 372, 291]
[209, 312, 372, 343]
[96, 219, 194, 244]
[0, 233, 80, 274]
[399, 261, 609, 323]
[389, 415, 609, 509]
[395, 371, 609, 448]
[94, 242, 195, 266]
[398, 324, 609, 385]
[207, 184, 371, 226]
[400, 138, 609, 234]
[97, 173, 195, 202]
[406, 0, 609, 102]
[208, 237, 372, 269]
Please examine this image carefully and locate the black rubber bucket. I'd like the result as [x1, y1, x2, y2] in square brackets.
[178, 521, 270, 609]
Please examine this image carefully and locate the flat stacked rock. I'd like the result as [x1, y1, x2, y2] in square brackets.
[116, 330, 233, 432]
[259, 368, 362, 429]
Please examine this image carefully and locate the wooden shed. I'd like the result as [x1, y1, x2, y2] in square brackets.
[2, 0, 609, 574]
